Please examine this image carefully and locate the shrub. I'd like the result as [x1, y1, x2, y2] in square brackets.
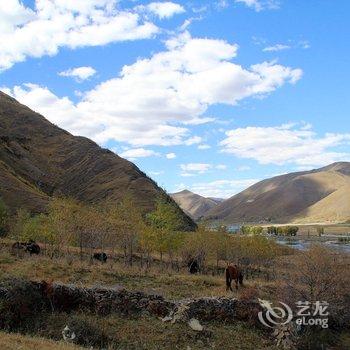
[317, 226, 325, 236]
[278, 245, 350, 329]
[276, 226, 299, 236]
[241, 226, 263, 235]
[0, 277, 46, 332]
[267, 226, 278, 235]
[66, 315, 112, 348]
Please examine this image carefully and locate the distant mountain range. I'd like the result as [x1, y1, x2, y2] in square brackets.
[0, 91, 195, 231]
[204, 162, 350, 224]
[170, 190, 223, 220]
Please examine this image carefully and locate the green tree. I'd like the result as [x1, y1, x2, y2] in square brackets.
[104, 195, 145, 266]
[147, 195, 185, 232]
[11, 208, 31, 241]
[241, 225, 263, 235]
[20, 214, 54, 243]
[267, 226, 278, 235]
[147, 195, 186, 263]
[240, 225, 251, 234]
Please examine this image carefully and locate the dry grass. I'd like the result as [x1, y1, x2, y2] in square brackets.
[0, 244, 279, 301]
[0, 241, 348, 349]
[0, 332, 83, 350]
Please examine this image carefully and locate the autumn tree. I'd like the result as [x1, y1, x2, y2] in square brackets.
[105, 195, 145, 266]
[47, 198, 82, 256]
[10, 208, 31, 241]
[147, 194, 185, 263]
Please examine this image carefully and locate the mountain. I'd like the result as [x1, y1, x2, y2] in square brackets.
[204, 162, 350, 224]
[0, 91, 195, 231]
[170, 190, 223, 220]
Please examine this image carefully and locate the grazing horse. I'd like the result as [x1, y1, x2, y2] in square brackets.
[225, 265, 244, 291]
[25, 241, 40, 255]
[188, 258, 200, 274]
[93, 252, 107, 263]
[11, 240, 40, 255]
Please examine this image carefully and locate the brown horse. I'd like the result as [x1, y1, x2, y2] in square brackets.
[225, 265, 244, 291]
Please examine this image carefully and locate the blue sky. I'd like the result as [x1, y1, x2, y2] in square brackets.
[1, 0, 350, 198]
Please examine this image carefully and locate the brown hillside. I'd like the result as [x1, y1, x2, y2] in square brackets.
[0, 91, 195, 230]
[204, 162, 350, 224]
[170, 190, 222, 220]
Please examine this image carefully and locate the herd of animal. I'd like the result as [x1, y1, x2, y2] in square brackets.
[10, 243, 244, 290]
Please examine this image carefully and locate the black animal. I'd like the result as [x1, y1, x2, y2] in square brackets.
[11, 240, 40, 255]
[188, 258, 199, 274]
[26, 241, 41, 255]
[93, 252, 107, 263]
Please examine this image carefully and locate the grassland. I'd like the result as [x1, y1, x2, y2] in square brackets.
[0, 240, 280, 350]
[0, 239, 348, 349]
[0, 332, 84, 350]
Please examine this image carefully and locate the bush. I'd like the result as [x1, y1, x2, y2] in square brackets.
[42, 313, 115, 348]
[276, 226, 299, 236]
[0, 277, 46, 331]
[267, 226, 278, 235]
[278, 245, 350, 330]
[241, 226, 263, 235]
[66, 315, 112, 348]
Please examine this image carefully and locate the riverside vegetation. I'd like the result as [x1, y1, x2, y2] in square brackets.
[0, 196, 349, 349]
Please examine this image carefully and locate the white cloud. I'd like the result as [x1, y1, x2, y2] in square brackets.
[180, 173, 196, 177]
[4, 32, 301, 147]
[179, 163, 227, 175]
[0, 0, 158, 71]
[180, 163, 212, 174]
[299, 40, 310, 49]
[263, 44, 291, 52]
[216, 0, 229, 9]
[137, 2, 185, 19]
[166, 152, 176, 159]
[263, 41, 311, 52]
[120, 148, 159, 159]
[198, 144, 211, 150]
[175, 179, 259, 198]
[220, 123, 350, 167]
[58, 66, 96, 81]
[216, 164, 227, 170]
[235, 0, 280, 12]
[184, 136, 202, 145]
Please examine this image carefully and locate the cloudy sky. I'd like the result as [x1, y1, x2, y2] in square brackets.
[1, 0, 350, 198]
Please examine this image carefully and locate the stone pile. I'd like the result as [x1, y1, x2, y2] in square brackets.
[0, 278, 264, 327]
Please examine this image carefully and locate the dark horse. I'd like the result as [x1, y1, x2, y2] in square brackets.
[225, 265, 244, 291]
[187, 258, 200, 274]
[12, 240, 40, 255]
[93, 252, 107, 263]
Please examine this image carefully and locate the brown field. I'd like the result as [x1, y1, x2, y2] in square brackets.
[0, 332, 84, 350]
[0, 239, 349, 350]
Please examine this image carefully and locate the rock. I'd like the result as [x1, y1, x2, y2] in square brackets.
[62, 325, 76, 342]
[161, 316, 173, 322]
[188, 318, 203, 332]
[173, 303, 190, 323]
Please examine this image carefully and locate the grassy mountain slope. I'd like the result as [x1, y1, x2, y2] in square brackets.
[204, 162, 350, 224]
[0, 91, 195, 230]
[170, 189, 223, 220]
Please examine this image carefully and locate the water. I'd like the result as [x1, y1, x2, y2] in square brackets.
[275, 237, 350, 254]
[227, 225, 241, 233]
